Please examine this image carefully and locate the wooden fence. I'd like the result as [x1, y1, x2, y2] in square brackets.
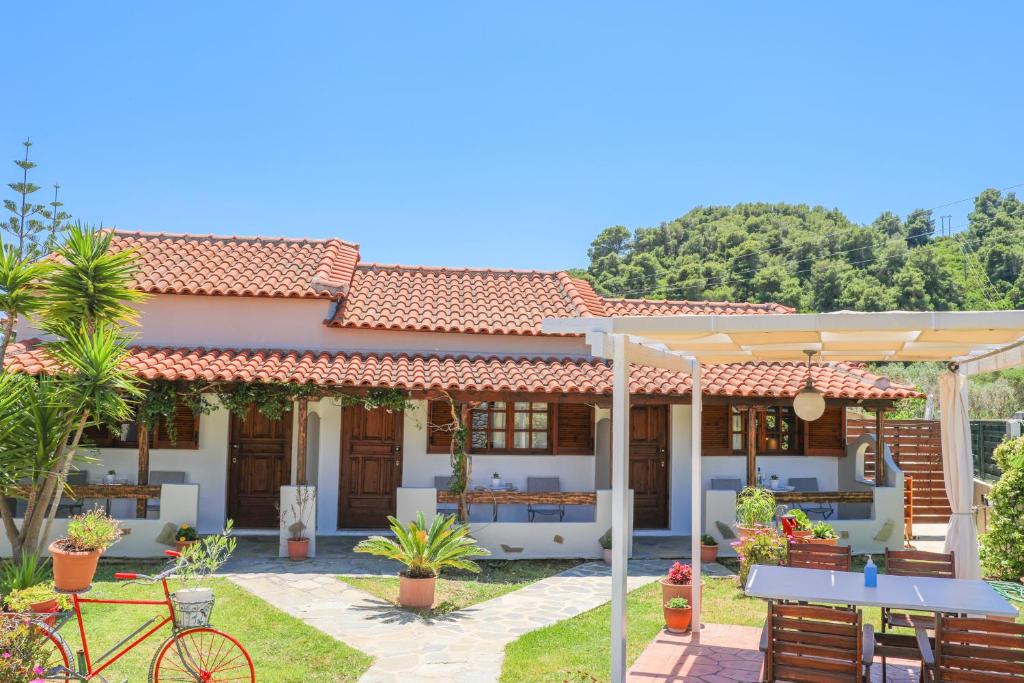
[847, 418, 950, 524]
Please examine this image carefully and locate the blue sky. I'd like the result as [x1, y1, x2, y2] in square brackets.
[3, 2, 1021, 270]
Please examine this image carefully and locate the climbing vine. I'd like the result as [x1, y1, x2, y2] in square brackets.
[214, 382, 320, 421]
[337, 388, 414, 414]
[136, 380, 214, 443]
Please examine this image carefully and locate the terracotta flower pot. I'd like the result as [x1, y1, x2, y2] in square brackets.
[663, 605, 693, 633]
[660, 578, 696, 605]
[30, 598, 59, 627]
[700, 544, 719, 563]
[288, 538, 310, 561]
[791, 530, 812, 540]
[602, 548, 613, 564]
[736, 524, 767, 543]
[803, 537, 838, 545]
[175, 540, 196, 554]
[49, 541, 101, 593]
[398, 574, 436, 609]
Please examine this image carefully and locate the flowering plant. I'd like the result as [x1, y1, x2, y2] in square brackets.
[0, 621, 52, 682]
[175, 523, 198, 543]
[732, 526, 787, 587]
[665, 562, 692, 585]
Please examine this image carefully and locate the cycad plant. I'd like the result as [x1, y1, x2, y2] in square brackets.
[354, 512, 490, 578]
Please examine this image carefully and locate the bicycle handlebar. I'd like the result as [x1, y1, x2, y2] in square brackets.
[115, 551, 182, 584]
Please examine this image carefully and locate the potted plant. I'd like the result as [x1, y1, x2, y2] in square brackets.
[807, 521, 838, 545]
[700, 534, 719, 563]
[663, 596, 692, 633]
[5, 582, 72, 626]
[174, 523, 198, 553]
[49, 508, 122, 593]
[784, 509, 813, 539]
[599, 528, 612, 564]
[171, 521, 236, 628]
[103, 469, 116, 484]
[768, 474, 780, 490]
[281, 487, 314, 561]
[491, 472, 501, 488]
[732, 526, 788, 587]
[354, 512, 490, 609]
[735, 486, 776, 541]
[660, 562, 699, 605]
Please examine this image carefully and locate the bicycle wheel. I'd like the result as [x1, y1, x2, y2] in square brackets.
[148, 627, 255, 682]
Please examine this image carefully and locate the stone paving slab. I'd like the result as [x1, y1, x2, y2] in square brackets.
[227, 559, 689, 681]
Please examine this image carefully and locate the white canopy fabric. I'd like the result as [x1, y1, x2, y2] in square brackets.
[542, 309, 1024, 683]
[939, 370, 981, 579]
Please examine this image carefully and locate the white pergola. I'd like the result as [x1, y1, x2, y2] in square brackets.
[543, 310, 1024, 683]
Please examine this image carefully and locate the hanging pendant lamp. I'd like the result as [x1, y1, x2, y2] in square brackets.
[793, 349, 826, 422]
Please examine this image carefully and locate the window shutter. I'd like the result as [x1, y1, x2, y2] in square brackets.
[427, 399, 455, 454]
[804, 405, 845, 456]
[553, 403, 594, 455]
[153, 402, 200, 449]
[702, 404, 732, 455]
[82, 425, 114, 448]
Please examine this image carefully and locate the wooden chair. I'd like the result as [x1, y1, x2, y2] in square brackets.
[881, 548, 956, 681]
[787, 541, 852, 571]
[916, 615, 1024, 682]
[763, 602, 874, 682]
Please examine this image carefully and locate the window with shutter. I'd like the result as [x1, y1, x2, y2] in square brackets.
[701, 404, 732, 455]
[553, 403, 594, 455]
[427, 399, 456, 454]
[803, 405, 846, 456]
[152, 402, 200, 449]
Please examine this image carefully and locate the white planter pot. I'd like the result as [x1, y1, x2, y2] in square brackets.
[171, 587, 215, 628]
[491, 478, 501, 488]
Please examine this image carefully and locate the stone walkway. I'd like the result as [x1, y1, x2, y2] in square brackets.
[228, 559, 733, 682]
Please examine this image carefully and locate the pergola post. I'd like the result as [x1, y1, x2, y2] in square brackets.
[874, 407, 887, 485]
[296, 398, 309, 485]
[135, 421, 150, 518]
[745, 407, 757, 487]
[689, 358, 703, 632]
[610, 334, 630, 683]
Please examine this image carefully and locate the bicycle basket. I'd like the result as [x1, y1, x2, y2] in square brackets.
[170, 591, 215, 628]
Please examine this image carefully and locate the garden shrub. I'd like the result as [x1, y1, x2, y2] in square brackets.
[732, 527, 787, 587]
[980, 435, 1024, 580]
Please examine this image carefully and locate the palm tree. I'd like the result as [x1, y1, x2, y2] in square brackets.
[355, 512, 490, 578]
[0, 225, 144, 560]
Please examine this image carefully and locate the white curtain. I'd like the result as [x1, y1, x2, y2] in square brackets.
[938, 370, 980, 579]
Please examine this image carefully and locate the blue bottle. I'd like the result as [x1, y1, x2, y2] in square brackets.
[864, 555, 877, 588]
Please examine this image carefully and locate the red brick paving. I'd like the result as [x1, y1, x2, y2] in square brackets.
[628, 623, 921, 682]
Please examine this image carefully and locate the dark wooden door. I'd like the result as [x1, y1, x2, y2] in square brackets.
[228, 406, 293, 528]
[339, 405, 404, 528]
[630, 405, 669, 529]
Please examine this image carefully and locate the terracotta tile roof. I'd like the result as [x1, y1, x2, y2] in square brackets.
[602, 298, 794, 316]
[109, 231, 360, 299]
[329, 266, 785, 335]
[3, 340, 921, 399]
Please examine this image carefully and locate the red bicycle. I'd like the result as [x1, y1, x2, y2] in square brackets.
[21, 549, 255, 682]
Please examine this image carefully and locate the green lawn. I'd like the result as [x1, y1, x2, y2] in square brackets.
[501, 563, 1024, 683]
[339, 559, 581, 617]
[48, 560, 372, 682]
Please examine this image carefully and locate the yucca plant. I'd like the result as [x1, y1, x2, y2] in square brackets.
[354, 512, 490, 578]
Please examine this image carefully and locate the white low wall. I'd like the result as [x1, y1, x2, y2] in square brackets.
[0, 484, 200, 559]
[396, 488, 633, 560]
[704, 451, 905, 557]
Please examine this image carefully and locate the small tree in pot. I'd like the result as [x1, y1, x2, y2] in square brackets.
[50, 508, 122, 593]
[280, 487, 314, 561]
[354, 512, 490, 609]
[171, 521, 236, 628]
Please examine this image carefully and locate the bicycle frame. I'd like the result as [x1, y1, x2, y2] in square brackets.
[67, 575, 178, 680]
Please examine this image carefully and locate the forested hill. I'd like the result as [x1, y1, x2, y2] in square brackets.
[574, 189, 1024, 313]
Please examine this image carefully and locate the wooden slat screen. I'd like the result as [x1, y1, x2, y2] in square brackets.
[152, 403, 200, 449]
[427, 399, 455, 454]
[848, 417, 949, 524]
[804, 405, 846, 456]
[553, 403, 594, 455]
[702, 404, 732, 455]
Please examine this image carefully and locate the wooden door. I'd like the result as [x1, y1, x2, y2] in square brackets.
[227, 406, 293, 528]
[339, 405, 404, 528]
[630, 405, 669, 529]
